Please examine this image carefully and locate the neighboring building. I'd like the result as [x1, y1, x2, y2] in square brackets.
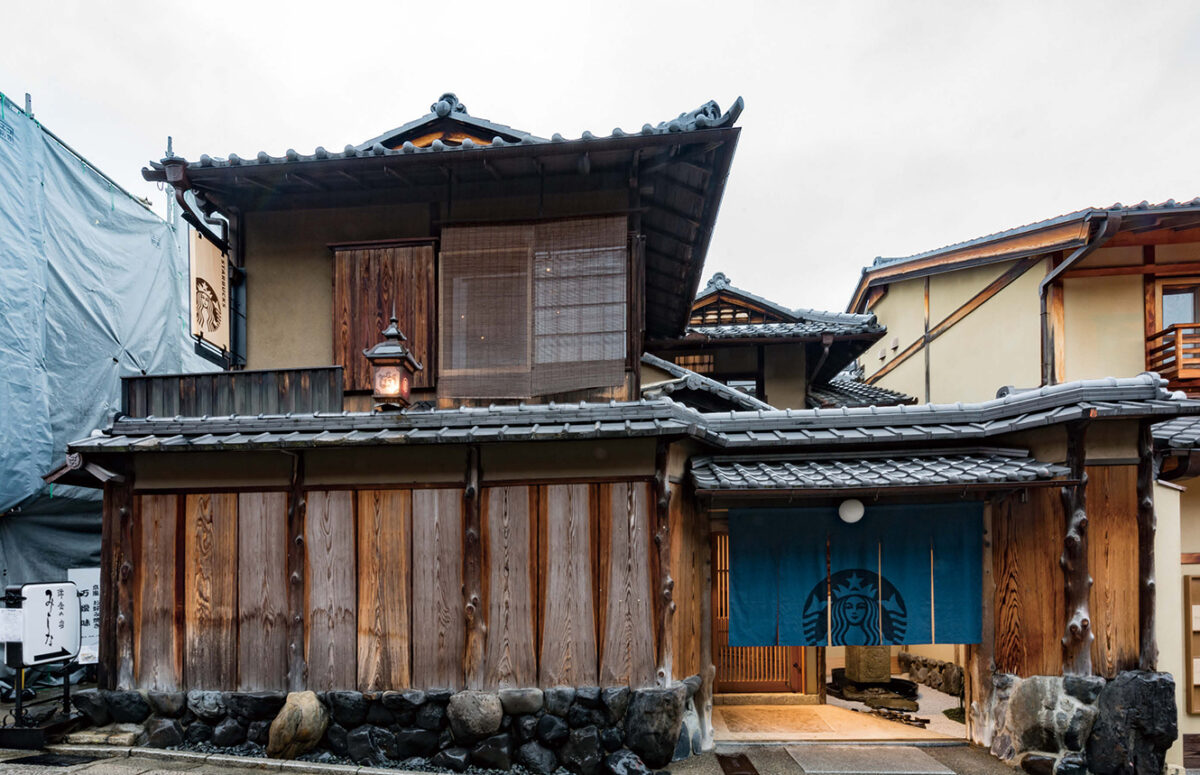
[0, 91, 206, 591]
[57, 97, 1197, 774]
[849, 199, 1200, 770]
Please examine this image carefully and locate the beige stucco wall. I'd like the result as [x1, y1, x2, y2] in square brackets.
[244, 204, 431, 371]
[928, 261, 1008, 322]
[925, 259, 1045, 403]
[763, 344, 806, 409]
[864, 276, 926, 382]
[1157, 481, 1188, 769]
[1063, 275, 1145, 383]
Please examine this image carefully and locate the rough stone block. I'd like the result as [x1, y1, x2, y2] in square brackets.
[845, 645, 892, 684]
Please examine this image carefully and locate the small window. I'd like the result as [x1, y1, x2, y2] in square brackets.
[1163, 286, 1200, 329]
[674, 354, 715, 375]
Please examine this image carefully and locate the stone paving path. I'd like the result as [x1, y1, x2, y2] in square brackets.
[0, 744, 1020, 775]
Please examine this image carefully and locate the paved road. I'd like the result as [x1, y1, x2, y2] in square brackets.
[0, 745, 1020, 775]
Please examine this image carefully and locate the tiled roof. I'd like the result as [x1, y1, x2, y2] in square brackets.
[1153, 416, 1200, 449]
[687, 313, 882, 340]
[872, 197, 1200, 270]
[152, 94, 745, 171]
[640, 353, 774, 411]
[691, 448, 1071, 492]
[694, 272, 799, 321]
[806, 379, 917, 409]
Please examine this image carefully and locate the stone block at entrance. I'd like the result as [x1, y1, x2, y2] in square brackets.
[846, 646, 892, 684]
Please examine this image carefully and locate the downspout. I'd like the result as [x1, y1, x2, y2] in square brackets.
[1039, 213, 1123, 385]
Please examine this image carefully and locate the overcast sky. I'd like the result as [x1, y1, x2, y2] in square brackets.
[4, 1, 1198, 312]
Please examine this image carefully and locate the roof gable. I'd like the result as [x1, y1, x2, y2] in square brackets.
[690, 272, 797, 324]
[355, 93, 538, 150]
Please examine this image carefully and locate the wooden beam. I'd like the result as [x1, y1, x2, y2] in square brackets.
[1064, 260, 1200, 280]
[1138, 420, 1158, 671]
[463, 446, 485, 688]
[286, 453, 308, 691]
[869, 256, 1043, 385]
[116, 480, 136, 689]
[654, 440, 675, 687]
[1061, 421, 1093, 676]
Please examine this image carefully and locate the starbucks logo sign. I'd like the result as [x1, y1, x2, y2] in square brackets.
[800, 568, 908, 646]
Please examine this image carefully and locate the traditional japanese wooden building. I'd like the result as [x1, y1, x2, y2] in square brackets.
[54, 97, 1200, 773]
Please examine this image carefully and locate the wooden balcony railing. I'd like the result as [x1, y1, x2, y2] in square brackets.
[122, 366, 344, 418]
[1147, 324, 1200, 381]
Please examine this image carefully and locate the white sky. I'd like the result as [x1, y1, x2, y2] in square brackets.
[4, 1, 1198, 313]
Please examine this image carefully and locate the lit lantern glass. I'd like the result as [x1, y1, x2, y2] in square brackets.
[362, 309, 422, 411]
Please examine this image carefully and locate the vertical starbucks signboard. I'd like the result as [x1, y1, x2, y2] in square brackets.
[190, 226, 229, 351]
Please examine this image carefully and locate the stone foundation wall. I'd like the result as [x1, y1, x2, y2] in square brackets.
[897, 651, 964, 696]
[973, 670, 1176, 775]
[72, 677, 706, 774]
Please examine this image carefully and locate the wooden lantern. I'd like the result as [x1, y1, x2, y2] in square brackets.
[362, 311, 422, 410]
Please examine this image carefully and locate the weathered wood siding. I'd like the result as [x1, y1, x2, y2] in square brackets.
[992, 465, 1140, 678]
[122, 367, 343, 418]
[126, 479, 658, 691]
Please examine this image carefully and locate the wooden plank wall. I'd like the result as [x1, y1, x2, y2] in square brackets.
[128, 479, 659, 691]
[992, 465, 1140, 678]
[670, 487, 705, 681]
[121, 367, 343, 418]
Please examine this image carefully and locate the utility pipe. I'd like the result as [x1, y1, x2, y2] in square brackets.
[1039, 213, 1123, 384]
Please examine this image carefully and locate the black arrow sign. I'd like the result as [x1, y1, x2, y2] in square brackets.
[32, 647, 70, 663]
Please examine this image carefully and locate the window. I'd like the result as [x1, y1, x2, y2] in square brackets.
[440, 218, 628, 399]
[332, 244, 435, 392]
[1163, 286, 1200, 329]
[674, 354, 715, 375]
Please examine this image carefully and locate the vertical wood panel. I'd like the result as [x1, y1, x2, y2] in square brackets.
[357, 490, 412, 691]
[237, 492, 288, 691]
[993, 488, 1065, 677]
[671, 488, 702, 680]
[601, 482, 656, 687]
[185, 493, 238, 689]
[135, 494, 180, 691]
[1087, 465, 1140, 678]
[539, 484, 598, 686]
[412, 489, 465, 689]
[305, 490, 356, 690]
[482, 486, 537, 688]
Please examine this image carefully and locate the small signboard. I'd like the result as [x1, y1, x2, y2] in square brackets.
[189, 225, 230, 352]
[4, 582, 81, 668]
[68, 568, 100, 665]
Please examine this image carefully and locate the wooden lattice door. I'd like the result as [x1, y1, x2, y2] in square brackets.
[712, 532, 806, 693]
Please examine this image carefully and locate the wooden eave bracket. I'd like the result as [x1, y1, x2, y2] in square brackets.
[44, 453, 125, 487]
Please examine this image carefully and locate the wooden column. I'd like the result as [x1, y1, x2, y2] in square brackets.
[286, 453, 308, 691]
[1138, 420, 1159, 671]
[696, 497, 715, 749]
[115, 478, 136, 689]
[463, 446, 485, 688]
[101, 476, 132, 690]
[1061, 421, 1093, 675]
[654, 441, 675, 687]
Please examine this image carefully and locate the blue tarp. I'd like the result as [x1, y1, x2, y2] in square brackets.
[728, 502, 984, 647]
[0, 92, 208, 587]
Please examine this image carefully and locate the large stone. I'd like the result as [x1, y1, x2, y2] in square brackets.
[226, 691, 287, 721]
[514, 714, 539, 743]
[266, 690, 330, 759]
[576, 686, 602, 708]
[448, 690, 503, 743]
[143, 717, 183, 748]
[416, 701, 445, 730]
[72, 689, 110, 726]
[606, 749, 653, 775]
[602, 687, 631, 722]
[1056, 753, 1087, 775]
[185, 721, 214, 743]
[569, 703, 608, 728]
[365, 701, 394, 726]
[323, 723, 349, 756]
[108, 691, 151, 723]
[1085, 671, 1177, 775]
[394, 727, 440, 758]
[1021, 753, 1057, 775]
[519, 740, 559, 775]
[537, 712, 570, 746]
[600, 726, 624, 752]
[426, 688, 454, 704]
[187, 690, 226, 721]
[247, 719, 271, 745]
[499, 687, 544, 715]
[624, 686, 686, 769]
[326, 690, 368, 727]
[382, 688, 426, 711]
[146, 691, 186, 718]
[432, 747, 471, 772]
[845, 645, 892, 684]
[545, 686, 576, 716]
[1004, 676, 1097, 756]
[472, 732, 513, 770]
[1063, 675, 1105, 705]
[212, 716, 247, 747]
[561, 725, 604, 775]
[346, 724, 396, 765]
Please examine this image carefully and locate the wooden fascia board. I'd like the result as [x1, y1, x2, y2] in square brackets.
[696, 478, 1077, 503]
[849, 219, 1090, 311]
[691, 290, 794, 322]
[645, 332, 882, 350]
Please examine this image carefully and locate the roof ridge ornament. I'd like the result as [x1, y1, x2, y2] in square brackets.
[432, 93, 468, 117]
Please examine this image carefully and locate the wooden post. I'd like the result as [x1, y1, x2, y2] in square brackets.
[1061, 421, 1093, 675]
[100, 477, 130, 690]
[1138, 420, 1159, 671]
[286, 453, 308, 691]
[463, 446, 485, 688]
[115, 478, 136, 689]
[696, 497, 715, 749]
[654, 440, 675, 687]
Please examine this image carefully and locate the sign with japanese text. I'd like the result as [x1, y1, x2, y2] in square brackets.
[189, 225, 230, 352]
[4, 582, 81, 667]
[68, 568, 100, 665]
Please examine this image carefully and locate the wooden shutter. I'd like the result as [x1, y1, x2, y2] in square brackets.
[333, 244, 435, 392]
